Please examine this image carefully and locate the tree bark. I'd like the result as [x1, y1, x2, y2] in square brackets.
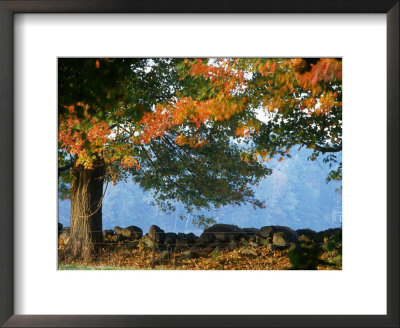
[69, 158, 105, 261]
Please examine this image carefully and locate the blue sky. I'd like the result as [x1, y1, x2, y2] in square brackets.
[59, 148, 342, 235]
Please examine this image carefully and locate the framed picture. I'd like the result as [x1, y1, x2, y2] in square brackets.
[0, 1, 398, 327]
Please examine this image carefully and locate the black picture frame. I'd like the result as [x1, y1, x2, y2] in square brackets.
[0, 1, 398, 327]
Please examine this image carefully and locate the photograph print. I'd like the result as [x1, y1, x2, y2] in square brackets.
[58, 58, 342, 270]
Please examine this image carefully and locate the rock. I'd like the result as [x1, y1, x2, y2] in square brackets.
[296, 228, 317, 240]
[113, 226, 142, 240]
[258, 237, 270, 245]
[206, 239, 223, 249]
[177, 238, 190, 249]
[127, 240, 139, 249]
[196, 231, 215, 245]
[113, 226, 129, 241]
[180, 250, 199, 260]
[111, 234, 120, 243]
[121, 226, 143, 240]
[315, 228, 342, 244]
[164, 232, 178, 246]
[248, 241, 258, 248]
[260, 226, 299, 244]
[148, 225, 165, 244]
[259, 226, 274, 238]
[200, 224, 242, 243]
[58, 222, 63, 231]
[273, 232, 287, 246]
[299, 234, 311, 242]
[59, 227, 70, 245]
[240, 247, 258, 257]
[273, 230, 298, 246]
[141, 234, 154, 248]
[176, 233, 197, 249]
[114, 226, 123, 235]
[241, 227, 259, 239]
[103, 229, 115, 241]
[185, 233, 198, 244]
[240, 237, 249, 247]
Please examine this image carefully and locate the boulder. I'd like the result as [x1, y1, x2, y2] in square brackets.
[241, 227, 259, 239]
[259, 226, 274, 238]
[126, 240, 139, 250]
[114, 226, 123, 235]
[196, 231, 215, 245]
[248, 241, 258, 248]
[299, 234, 311, 243]
[249, 235, 257, 242]
[206, 239, 223, 249]
[260, 226, 299, 243]
[111, 234, 120, 243]
[272, 232, 287, 246]
[164, 232, 178, 246]
[177, 238, 191, 249]
[113, 226, 142, 240]
[121, 226, 143, 240]
[200, 224, 242, 243]
[177, 233, 197, 248]
[240, 247, 258, 257]
[141, 234, 154, 248]
[59, 227, 70, 245]
[184, 232, 198, 244]
[103, 229, 115, 242]
[258, 237, 271, 245]
[239, 237, 249, 247]
[315, 228, 342, 244]
[148, 225, 165, 244]
[296, 228, 317, 240]
[272, 230, 298, 246]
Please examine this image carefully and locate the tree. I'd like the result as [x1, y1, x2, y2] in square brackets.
[140, 58, 342, 180]
[58, 58, 268, 259]
[176, 58, 342, 180]
[58, 58, 342, 260]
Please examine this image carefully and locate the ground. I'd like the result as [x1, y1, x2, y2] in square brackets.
[58, 243, 341, 270]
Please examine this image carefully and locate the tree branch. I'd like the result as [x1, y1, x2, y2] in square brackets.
[314, 144, 342, 153]
[58, 163, 73, 176]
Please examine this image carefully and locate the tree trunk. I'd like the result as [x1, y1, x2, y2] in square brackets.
[69, 158, 105, 261]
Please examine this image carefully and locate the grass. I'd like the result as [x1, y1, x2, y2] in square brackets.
[58, 263, 174, 270]
[59, 264, 133, 270]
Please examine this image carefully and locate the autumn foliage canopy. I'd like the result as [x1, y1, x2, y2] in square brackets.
[58, 58, 342, 217]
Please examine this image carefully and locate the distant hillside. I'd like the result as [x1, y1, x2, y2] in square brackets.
[58, 148, 342, 234]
